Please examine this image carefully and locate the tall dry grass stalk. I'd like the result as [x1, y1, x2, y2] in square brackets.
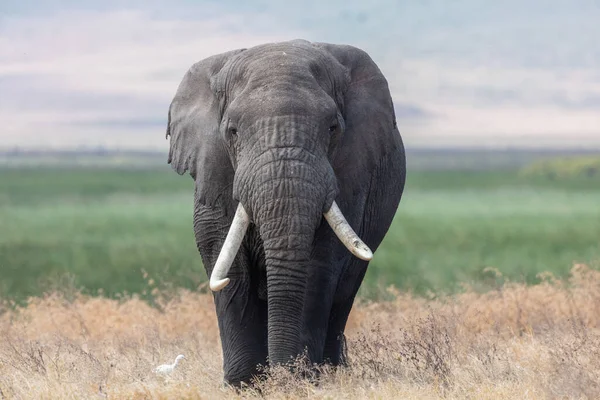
[1, 264, 599, 399]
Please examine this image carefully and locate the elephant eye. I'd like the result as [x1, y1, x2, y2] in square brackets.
[328, 124, 337, 133]
[228, 127, 238, 136]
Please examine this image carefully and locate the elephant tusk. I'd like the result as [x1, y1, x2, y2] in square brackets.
[209, 203, 250, 291]
[324, 201, 373, 261]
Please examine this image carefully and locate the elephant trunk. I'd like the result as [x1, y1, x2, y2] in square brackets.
[253, 171, 323, 365]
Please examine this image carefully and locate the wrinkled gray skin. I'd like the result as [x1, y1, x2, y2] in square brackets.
[166, 39, 406, 386]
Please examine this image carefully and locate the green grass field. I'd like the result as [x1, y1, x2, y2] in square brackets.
[1, 155, 600, 303]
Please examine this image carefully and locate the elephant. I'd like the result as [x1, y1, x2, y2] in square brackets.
[165, 39, 406, 386]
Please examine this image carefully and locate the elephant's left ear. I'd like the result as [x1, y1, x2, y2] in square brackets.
[314, 43, 400, 173]
[166, 49, 245, 208]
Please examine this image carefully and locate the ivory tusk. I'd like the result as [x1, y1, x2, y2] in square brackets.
[209, 203, 250, 291]
[324, 201, 373, 261]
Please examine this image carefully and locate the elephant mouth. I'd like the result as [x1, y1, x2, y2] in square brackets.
[209, 201, 372, 291]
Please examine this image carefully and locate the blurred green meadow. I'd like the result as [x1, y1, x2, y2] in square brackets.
[1, 149, 599, 302]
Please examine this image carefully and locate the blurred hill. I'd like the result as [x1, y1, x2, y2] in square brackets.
[3, 147, 600, 171]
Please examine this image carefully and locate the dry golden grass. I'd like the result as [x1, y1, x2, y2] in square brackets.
[1, 264, 600, 399]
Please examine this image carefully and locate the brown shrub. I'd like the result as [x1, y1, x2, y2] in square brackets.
[0, 264, 599, 399]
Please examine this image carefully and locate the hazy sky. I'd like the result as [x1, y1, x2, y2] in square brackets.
[1, 0, 599, 149]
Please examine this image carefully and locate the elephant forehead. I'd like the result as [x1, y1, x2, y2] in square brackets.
[251, 115, 318, 133]
[246, 57, 314, 87]
[247, 116, 322, 152]
[239, 45, 338, 89]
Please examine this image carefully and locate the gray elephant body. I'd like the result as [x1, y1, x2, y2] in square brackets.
[167, 39, 406, 385]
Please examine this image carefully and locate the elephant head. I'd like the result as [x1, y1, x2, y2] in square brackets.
[166, 39, 399, 368]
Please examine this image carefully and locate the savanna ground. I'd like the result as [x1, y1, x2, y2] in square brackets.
[1, 148, 600, 399]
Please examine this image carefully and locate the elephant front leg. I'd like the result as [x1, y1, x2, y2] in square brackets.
[299, 235, 347, 365]
[194, 205, 268, 386]
[323, 258, 369, 365]
[212, 277, 268, 386]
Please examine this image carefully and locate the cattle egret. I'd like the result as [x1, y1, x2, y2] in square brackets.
[154, 354, 185, 374]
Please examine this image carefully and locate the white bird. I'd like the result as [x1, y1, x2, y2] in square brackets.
[154, 354, 185, 375]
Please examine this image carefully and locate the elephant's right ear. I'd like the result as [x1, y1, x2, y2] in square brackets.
[166, 49, 245, 207]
